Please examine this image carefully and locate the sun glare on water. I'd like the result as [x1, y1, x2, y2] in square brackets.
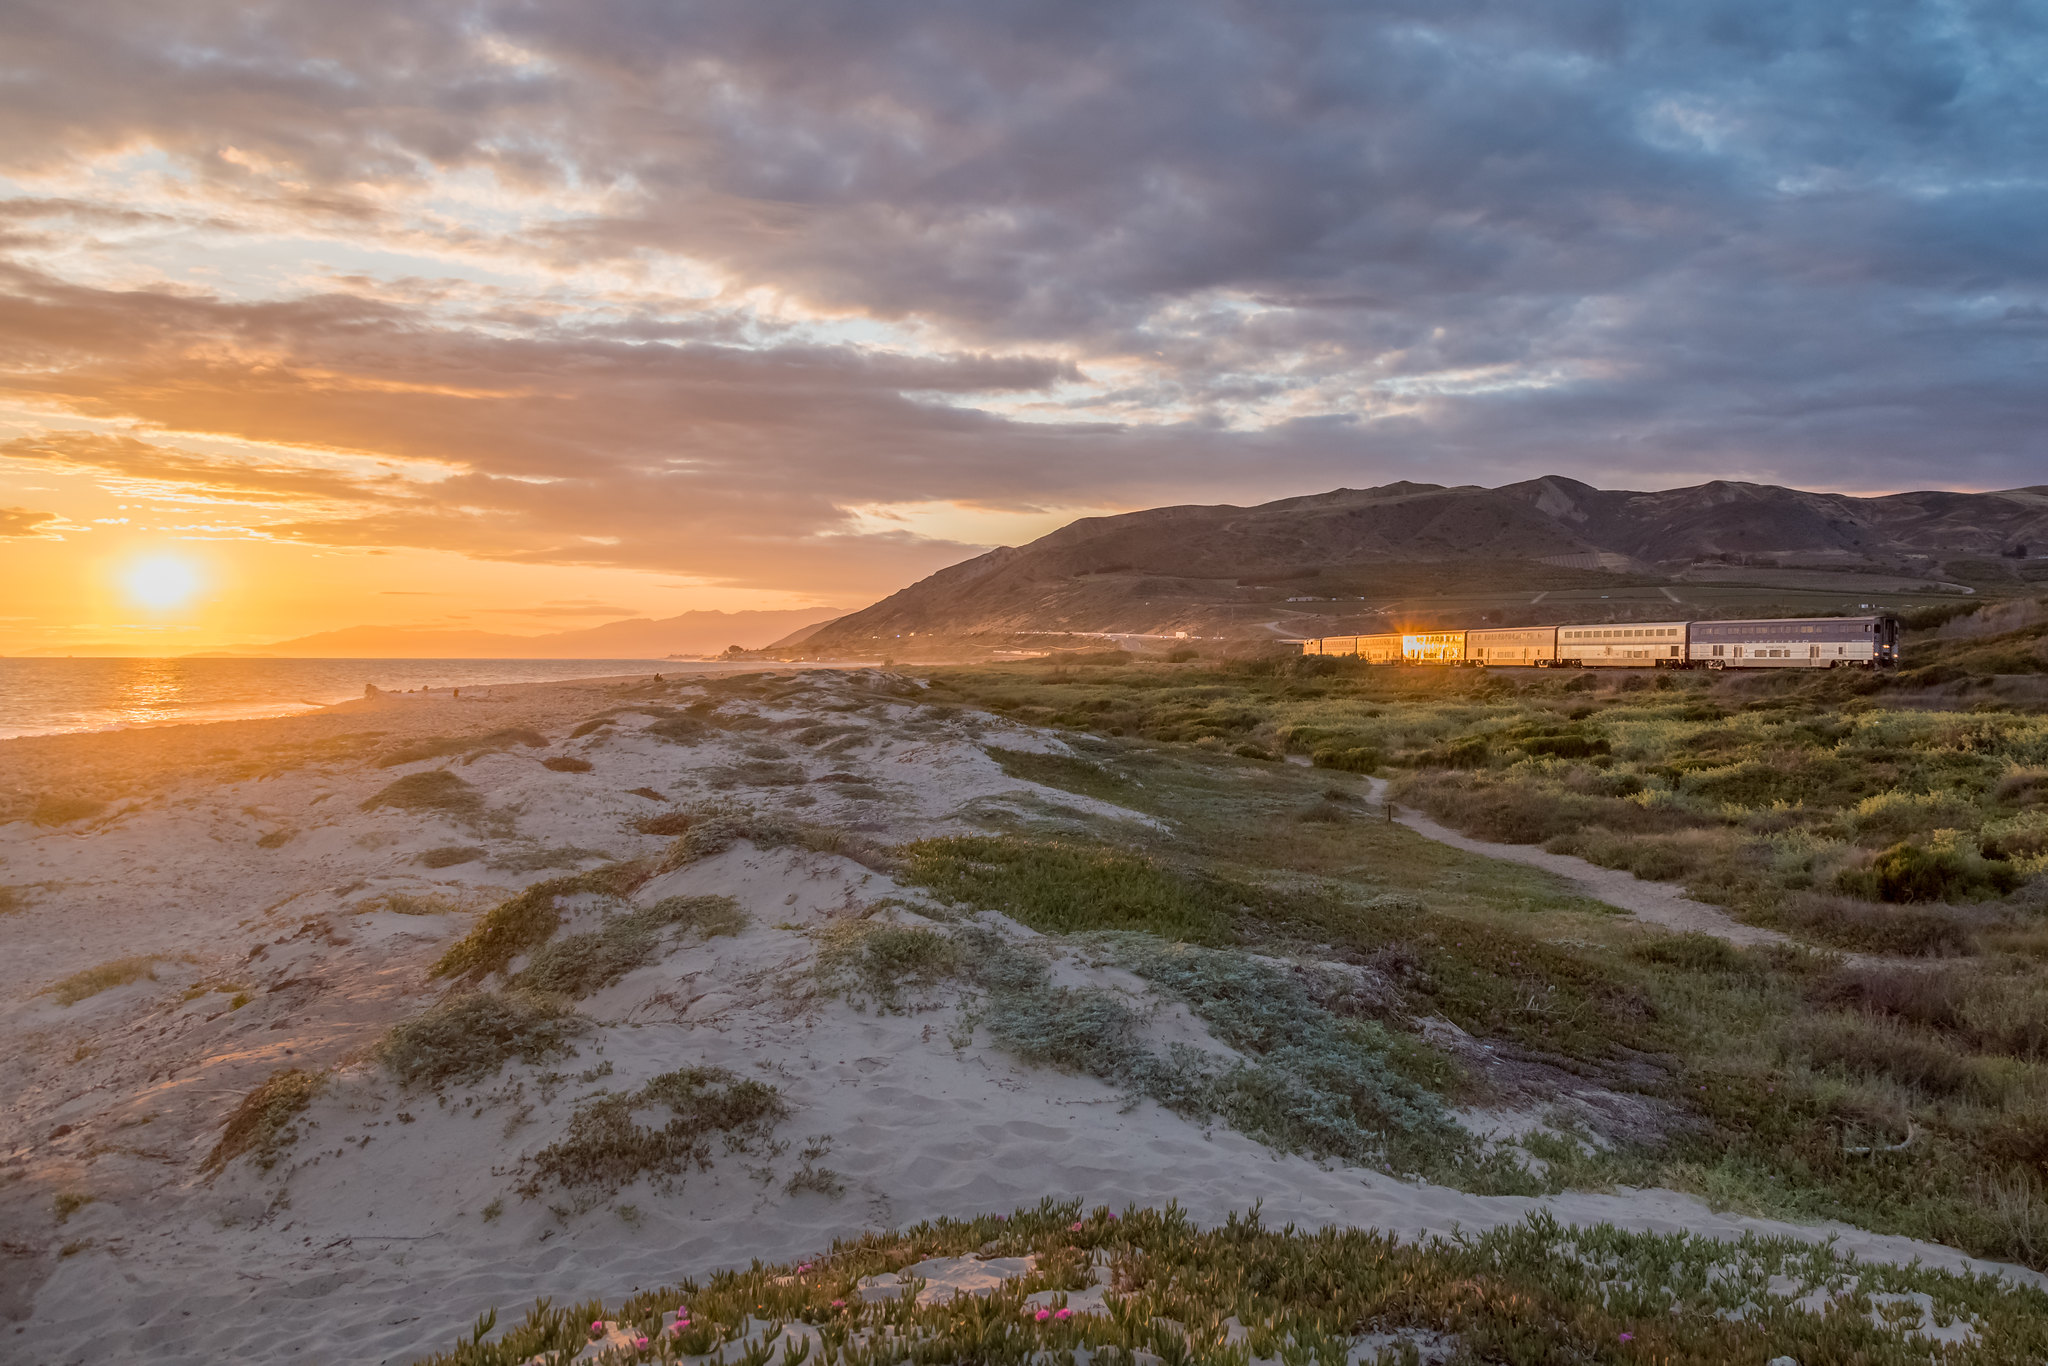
[122, 555, 204, 610]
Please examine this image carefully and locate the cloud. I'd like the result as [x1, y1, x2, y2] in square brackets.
[0, 0, 2044, 603]
[0, 431, 407, 506]
[0, 506, 63, 537]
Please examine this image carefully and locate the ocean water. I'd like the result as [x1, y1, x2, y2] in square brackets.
[0, 657, 770, 739]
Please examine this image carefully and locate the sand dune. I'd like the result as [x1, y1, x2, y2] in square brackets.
[2, 669, 2037, 1365]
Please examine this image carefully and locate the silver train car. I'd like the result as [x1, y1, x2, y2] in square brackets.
[1299, 614, 1898, 670]
[1687, 616, 1899, 669]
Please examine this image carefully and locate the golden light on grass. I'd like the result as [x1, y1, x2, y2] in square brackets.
[121, 554, 204, 610]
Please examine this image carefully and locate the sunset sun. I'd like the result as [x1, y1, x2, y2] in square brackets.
[121, 554, 203, 610]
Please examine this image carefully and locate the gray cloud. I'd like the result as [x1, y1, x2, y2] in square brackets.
[0, 0, 2044, 583]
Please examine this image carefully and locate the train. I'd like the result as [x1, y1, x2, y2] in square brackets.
[1297, 614, 1900, 670]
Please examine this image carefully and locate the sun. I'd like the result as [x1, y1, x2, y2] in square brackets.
[122, 555, 204, 610]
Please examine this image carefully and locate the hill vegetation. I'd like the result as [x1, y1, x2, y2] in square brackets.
[793, 478, 2048, 659]
[913, 600, 2048, 1266]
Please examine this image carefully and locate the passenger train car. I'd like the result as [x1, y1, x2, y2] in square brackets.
[1298, 614, 1899, 670]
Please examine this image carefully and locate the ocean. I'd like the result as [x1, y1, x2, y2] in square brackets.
[0, 657, 774, 739]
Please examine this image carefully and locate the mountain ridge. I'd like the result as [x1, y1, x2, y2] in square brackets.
[797, 477, 2048, 655]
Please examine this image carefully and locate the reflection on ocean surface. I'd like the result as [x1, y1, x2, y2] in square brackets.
[0, 657, 762, 739]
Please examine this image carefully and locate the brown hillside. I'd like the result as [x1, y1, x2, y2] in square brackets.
[798, 479, 2048, 656]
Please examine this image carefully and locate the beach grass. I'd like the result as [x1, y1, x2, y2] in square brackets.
[515, 1067, 789, 1213]
[202, 1068, 326, 1174]
[513, 895, 745, 998]
[377, 990, 588, 1088]
[360, 769, 485, 819]
[44, 955, 158, 1005]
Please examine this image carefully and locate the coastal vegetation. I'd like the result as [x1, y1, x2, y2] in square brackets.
[899, 605, 2048, 1265]
[42, 955, 159, 1005]
[413, 1201, 2048, 1366]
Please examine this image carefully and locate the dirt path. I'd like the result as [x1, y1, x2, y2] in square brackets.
[1360, 776, 1793, 949]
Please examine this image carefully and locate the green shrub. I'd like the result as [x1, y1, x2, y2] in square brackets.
[1518, 733, 1609, 759]
[814, 920, 959, 1009]
[1629, 933, 1754, 975]
[515, 895, 744, 997]
[516, 1067, 788, 1205]
[359, 769, 483, 819]
[1778, 893, 1981, 956]
[203, 1068, 325, 1173]
[899, 836, 1237, 944]
[377, 990, 587, 1088]
[1801, 1014, 1987, 1100]
[1310, 745, 1382, 773]
[434, 878, 582, 979]
[630, 811, 693, 836]
[1839, 841, 2021, 903]
[946, 928, 1466, 1178]
[1406, 736, 1490, 768]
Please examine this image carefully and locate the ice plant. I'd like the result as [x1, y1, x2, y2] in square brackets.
[1054, 1308, 1073, 1321]
[1035, 1309, 1051, 1322]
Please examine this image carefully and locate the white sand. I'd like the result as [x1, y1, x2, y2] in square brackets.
[2, 670, 2036, 1366]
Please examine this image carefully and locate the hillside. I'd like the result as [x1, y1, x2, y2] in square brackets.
[796, 478, 2048, 657]
[245, 607, 842, 659]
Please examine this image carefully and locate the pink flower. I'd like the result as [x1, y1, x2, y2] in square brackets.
[797, 1263, 813, 1273]
[1035, 1309, 1051, 1322]
[1619, 1332, 1634, 1342]
[635, 1337, 649, 1349]
[831, 1300, 846, 1309]
[1105, 1213, 1117, 1222]
[1069, 1221, 1085, 1232]
[1054, 1308, 1073, 1321]
[591, 1321, 605, 1332]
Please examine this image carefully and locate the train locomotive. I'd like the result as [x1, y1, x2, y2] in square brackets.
[1299, 614, 1900, 670]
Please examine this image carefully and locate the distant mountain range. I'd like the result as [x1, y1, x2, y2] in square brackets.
[796, 477, 2048, 655]
[227, 608, 844, 659]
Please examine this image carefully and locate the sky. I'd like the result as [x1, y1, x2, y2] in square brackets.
[1, 0, 2045, 654]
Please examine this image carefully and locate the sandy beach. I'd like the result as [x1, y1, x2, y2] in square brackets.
[2, 667, 2040, 1365]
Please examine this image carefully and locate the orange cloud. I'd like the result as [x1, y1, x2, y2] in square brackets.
[0, 506, 63, 537]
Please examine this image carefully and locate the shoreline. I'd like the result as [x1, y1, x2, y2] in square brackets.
[0, 658, 883, 742]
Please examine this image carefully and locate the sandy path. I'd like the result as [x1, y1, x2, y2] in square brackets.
[1360, 775, 1792, 949]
